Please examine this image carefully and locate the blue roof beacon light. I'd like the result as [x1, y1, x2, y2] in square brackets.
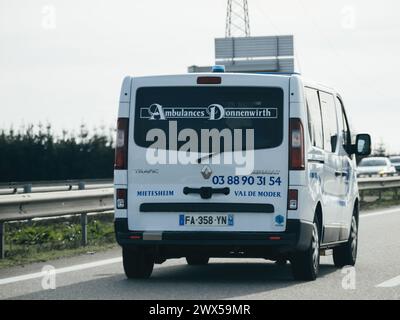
[212, 65, 225, 73]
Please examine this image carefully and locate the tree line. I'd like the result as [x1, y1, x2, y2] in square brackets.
[0, 124, 115, 183]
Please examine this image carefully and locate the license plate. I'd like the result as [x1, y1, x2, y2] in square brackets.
[179, 214, 234, 227]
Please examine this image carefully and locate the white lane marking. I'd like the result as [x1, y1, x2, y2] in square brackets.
[361, 207, 400, 218]
[0, 257, 122, 286]
[376, 275, 400, 288]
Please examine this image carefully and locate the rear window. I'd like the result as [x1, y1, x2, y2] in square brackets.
[360, 159, 387, 167]
[134, 86, 284, 151]
[390, 157, 400, 164]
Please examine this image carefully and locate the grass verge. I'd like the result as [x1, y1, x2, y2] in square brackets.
[360, 189, 400, 211]
[0, 213, 117, 269]
[361, 198, 400, 211]
[0, 243, 117, 269]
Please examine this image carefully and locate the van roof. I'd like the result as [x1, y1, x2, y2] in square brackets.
[129, 72, 335, 94]
[130, 72, 300, 84]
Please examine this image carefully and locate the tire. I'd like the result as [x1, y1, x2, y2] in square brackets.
[333, 215, 358, 268]
[122, 246, 154, 279]
[291, 218, 320, 281]
[186, 256, 209, 266]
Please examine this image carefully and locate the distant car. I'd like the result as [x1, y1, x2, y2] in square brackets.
[389, 156, 400, 173]
[357, 157, 396, 177]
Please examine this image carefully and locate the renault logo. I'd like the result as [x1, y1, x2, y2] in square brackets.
[201, 166, 212, 180]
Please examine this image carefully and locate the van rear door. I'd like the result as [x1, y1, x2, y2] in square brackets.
[127, 74, 290, 233]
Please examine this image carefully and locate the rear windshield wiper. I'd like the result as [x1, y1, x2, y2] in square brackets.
[197, 152, 223, 164]
[197, 149, 251, 164]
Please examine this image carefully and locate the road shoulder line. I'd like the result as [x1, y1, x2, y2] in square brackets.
[0, 257, 122, 286]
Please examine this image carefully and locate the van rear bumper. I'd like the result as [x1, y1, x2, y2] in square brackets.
[114, 218, 312, 252]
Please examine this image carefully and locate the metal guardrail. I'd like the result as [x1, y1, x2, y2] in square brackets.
[0, 179, 113, 195]
[0, 180, 114, 259]
[0, 176, 399, 259]
[358, 176, 400, 202]
[358, 176, 400, 191]
[0, 188, 113, 222]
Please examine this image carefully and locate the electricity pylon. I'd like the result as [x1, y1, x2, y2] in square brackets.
[225, 0, 251, 38]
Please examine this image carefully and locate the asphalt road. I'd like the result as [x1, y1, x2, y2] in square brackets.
[0, 207, 399, 300]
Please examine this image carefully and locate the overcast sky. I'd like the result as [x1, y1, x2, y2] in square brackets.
[1, 0, 399, 152]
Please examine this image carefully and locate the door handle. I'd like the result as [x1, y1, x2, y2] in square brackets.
[308, 158, 325, 164]
[308, 153, 325, 164]
[335, 171, 347, 178]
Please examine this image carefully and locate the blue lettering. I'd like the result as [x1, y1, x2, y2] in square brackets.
[137, 190, 174, 197]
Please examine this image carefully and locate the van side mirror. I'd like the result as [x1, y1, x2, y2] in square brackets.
[354, 134, 371, 156]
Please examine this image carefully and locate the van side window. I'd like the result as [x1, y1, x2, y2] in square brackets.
[319, 91, 338, 153]
[336, 97, 351, 155]
[305, 88, 324, 149]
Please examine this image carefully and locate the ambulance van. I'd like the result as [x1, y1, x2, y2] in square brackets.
[114, 70, 371, 281]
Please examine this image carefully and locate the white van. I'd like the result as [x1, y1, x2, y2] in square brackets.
[114, 71, 371, 281]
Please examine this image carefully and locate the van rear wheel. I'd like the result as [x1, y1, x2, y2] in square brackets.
[333, 215, 358, 268]
[290, 219, 320, 281]
[186, 256, 209, 266]
[122, 247, 154, 279]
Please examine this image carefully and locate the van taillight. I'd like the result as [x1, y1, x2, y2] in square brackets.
[116, 189, 127, 209]
[289, 118, 305, 170]
[114, 118, 129, 170]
